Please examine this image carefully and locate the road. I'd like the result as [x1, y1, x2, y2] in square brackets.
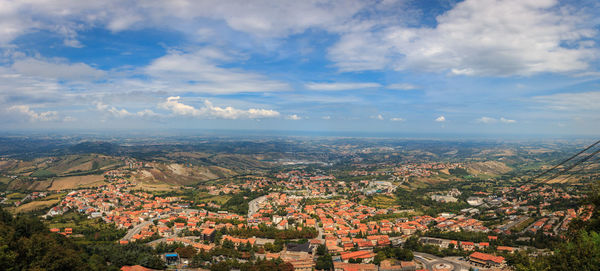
[413, 252, 472, 271]
[498, 215, 529, 232]
[315, 220, 324, 240]
[247, 195, 268, 218]
[121, 220, 153, 241]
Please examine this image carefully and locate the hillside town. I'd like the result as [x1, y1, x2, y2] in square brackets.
[34, 164, 592, 271]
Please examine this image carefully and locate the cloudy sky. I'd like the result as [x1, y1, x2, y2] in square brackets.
[1, 0, 600, 136]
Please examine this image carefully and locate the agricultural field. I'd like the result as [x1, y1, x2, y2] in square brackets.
[14, 198, 60, 213]
[361, 194, 398, 208]
[48, 175, 105, 191]
[195, 191, 232, 205]
[131, 182, 176, 191]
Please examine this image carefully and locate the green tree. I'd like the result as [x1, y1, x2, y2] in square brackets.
[316, 254, 333, 270]
[316, 244, 327, 256]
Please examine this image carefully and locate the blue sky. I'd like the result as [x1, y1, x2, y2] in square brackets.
[1, 0, 600, 136]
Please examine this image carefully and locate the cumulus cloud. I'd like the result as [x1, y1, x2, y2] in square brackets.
[8, 105, 59, 122]
[375, 114, 384, 120]
[286, 114, 302, 120]
[435, 116, 446, 122]
[330, 0, 598, 76]
[160, 96, 280, 119]
[1, 0, 596, 78]
[390, 117, 405, 122]
[96, 102, 159, 118]
[305, 82, 381, 91]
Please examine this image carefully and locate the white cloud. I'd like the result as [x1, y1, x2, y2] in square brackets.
[390, 117, 404, 121]
[476, 116, 516, 123]
[305, 82, 381, 91]
[328, 30, 391, 72]
[435, 116, 446, 122]
[145, 49, 290, 94]
[500, 117, 516, 123]
[160, 96, 280, 119]
[375, 114, 384, 120]
[11, 58, 105, 81]
[534, 91, 600, 111]
[476, 116, 497, 123]
[96, 102, 132, 118]
[63, 38, 84, 48]
[286, 114, 301, 120]
[96, 102, 159, 118]
[136, 109, 159, 118]
[8, 105, 59, 122]
[0, 0, 366, 46]
[321, 116, 331, 120]
[330, 0, 598, 76]
[386, 83, 419, 90]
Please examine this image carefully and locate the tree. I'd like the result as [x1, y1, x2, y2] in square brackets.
[316, 244, 327, 256]
[373, 251, 386, 265]
[316, 254, 333, 270]
[222, 238, 235, 249]
[175, 245, 197, 259]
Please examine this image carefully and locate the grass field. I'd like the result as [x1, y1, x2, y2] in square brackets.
[15, 199, 60, 213]
[6, 192, 26, 199]
[361, 194, 398, 208]
[49, 175, 105, 190]
[45, 193, 66, 200]
[0, 177, 12, 184]
[31, 169, 57, 178]
[132, 182, 176, 191]
[195, 192, 232, 204]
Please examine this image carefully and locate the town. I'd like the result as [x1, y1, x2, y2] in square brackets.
[27, 160, 590, 271]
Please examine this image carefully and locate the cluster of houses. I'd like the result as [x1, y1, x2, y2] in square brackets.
[49, 227, 73, 236]
[41, 165, 593, 271]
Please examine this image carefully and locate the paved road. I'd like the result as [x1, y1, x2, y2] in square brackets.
[315, 220, 324, 240]
[498, 215, 529, 232]
[121, 220, 153, 241]
[248, 195, 268, 218]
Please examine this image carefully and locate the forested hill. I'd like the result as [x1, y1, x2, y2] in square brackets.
[0, 207, 165, 271]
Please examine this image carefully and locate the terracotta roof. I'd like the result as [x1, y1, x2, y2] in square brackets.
[340, 250, 376, 260]
[120, 265, 159, 271]
[470, 252, 505, 264]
